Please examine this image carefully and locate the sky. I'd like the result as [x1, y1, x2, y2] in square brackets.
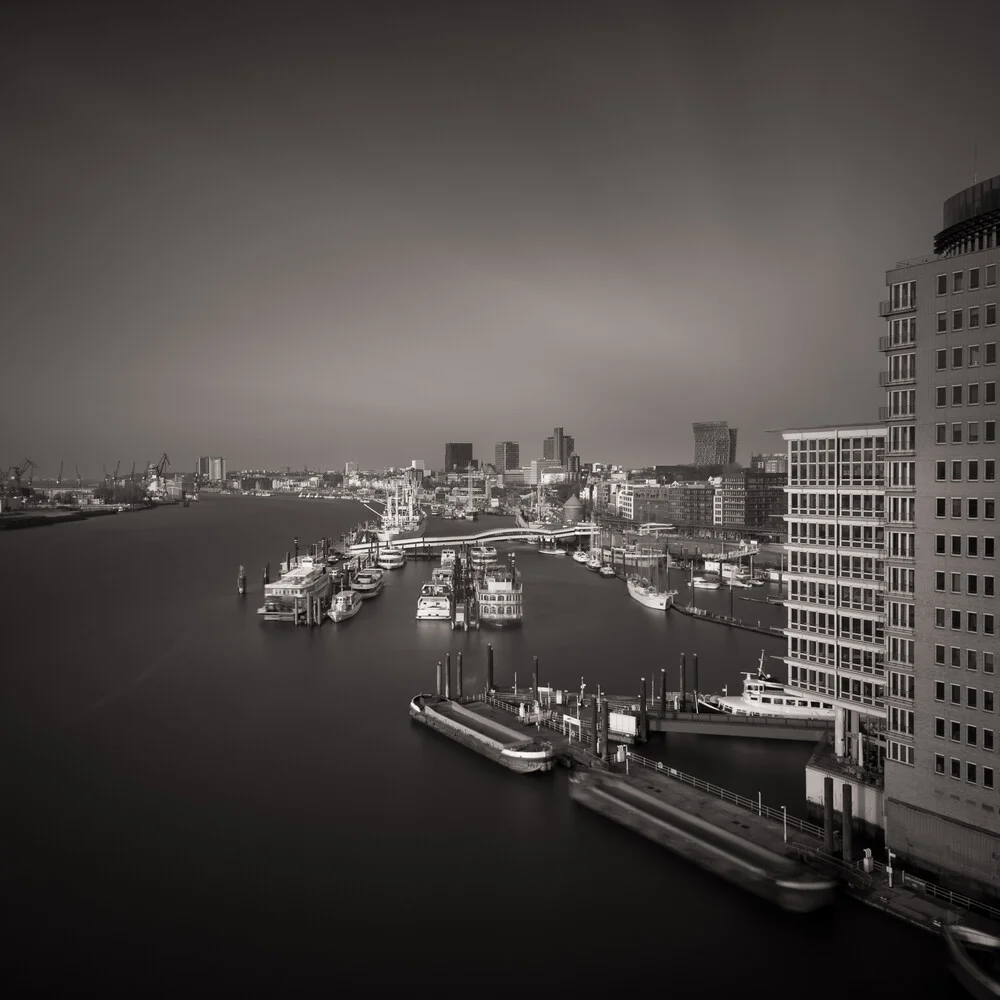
[3, 0, 999, 477]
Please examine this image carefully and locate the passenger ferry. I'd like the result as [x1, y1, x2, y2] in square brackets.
[431, 566, 454, 588]
[698, 652, 837, 720]
[440, 548, 456, 568]
[415, 582, 453, 621]
[475, 560, 523, 627]
[378, 547, 407, 570]
[704, 561, 753, 588]
[351, 567, 385, 599]
[328, 589, 363, 623]
[470, 545, 498, 571]
[258, 562, 334, 621]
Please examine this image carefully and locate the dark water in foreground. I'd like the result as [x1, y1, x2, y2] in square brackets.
[1, 497, 961, 996]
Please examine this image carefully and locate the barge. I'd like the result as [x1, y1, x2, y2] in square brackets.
[409, 694, 555, 774]
[568, 770, 837, 913]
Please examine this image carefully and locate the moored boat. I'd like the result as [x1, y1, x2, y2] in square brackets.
[626, 576, 676, 611]
[416, 582, 453, 621]
[378, 547, 407, 570]
[599, 564, 616, 578]
[572, 549, 589, 564]
[470, 545, 498, 571]
[692, 573, 722, 590]
[475, 559, 523, 627]
[586, 553, 603, 572]
[328, 588, 363, 623]
[351, 567, 385, 599]
[258, 562, 334, 622]
[440, 548, 456, 568]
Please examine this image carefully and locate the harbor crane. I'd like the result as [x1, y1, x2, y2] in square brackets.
[56, 461, 64, 487]
[7, 458, 37, 495]
[155, 453, 170, 480]
[75, 465, 82, 488]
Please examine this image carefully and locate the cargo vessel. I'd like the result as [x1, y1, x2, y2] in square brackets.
[409, 694, 554, 773]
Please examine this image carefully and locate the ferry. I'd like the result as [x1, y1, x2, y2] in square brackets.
[475, 560, 523, 627]
[470, 545, 498, 571]
[378, 547, 407, 570]
[328, 589, 363, 623]
[258, 562, 334, 621]
[415, 582, 453, 621]
[538, 542, 566, 556]
[351, 567, 385, 599]
[626, 576, 676, 611]
[698, 652, 837, 720]
[440, 548, 457, 568]
[431, 566, 454, 588]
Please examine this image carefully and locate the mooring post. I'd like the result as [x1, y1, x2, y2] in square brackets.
[265, 562, 270, 584]
[842, 783, 854, 862]
[639, 677, 647, 741]
[445, 653, 452, 699]
[660, 668, 667, 713]
[692, 653, 699, 703]
[533, 656, 539, 700]
[457, 652, 463, 699]
[294, 537, 299, 565]
[823, 775, 835, 853]
[436, 660, 443, 697]
[238, 565, 246, 595]
[679, 653, 686, 712]
[601, 698, 610, 757]
[591, 696, 599, 755]
[487, 643, 494, 692]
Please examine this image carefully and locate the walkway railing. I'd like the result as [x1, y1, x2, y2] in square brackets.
[622, 751, 825, 838]
[867, 860, 1000, 922]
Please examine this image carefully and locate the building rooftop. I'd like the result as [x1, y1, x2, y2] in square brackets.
[769, 421, 886, 435]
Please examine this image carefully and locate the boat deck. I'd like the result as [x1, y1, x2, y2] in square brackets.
[432, 699, 548, 751]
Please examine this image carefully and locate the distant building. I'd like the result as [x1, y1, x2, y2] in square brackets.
[750, 452, 788, 474]
[713, 469, 787, 535]
[411, 459, 425, 472]
[198, 456, 227, 482]
[542, 427, 574, 465]
[692, 422, 737, 466]
[527, 459, 562, 485]
[494, 441, 519, 473]
[345, 461, 358, 477]
[444, 443, 473, 473]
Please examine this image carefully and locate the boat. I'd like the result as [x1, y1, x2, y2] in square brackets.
[692, 573, 722, 590]
[368, 481, 426, 544]
[470, 545, 498, 571]
[697, 651, 837, 720]
[409, 694, 554, 773]
[257, 562, 334, 622]
[431, 566, 454, 588]
[586, 553, 603, 572]
[475, 560, 523, 627]
[704, 560, 754, 588]
[351, 567, 385, 599]
[572, 549, 589, 564]
[440, 548, 456, 568]
[599, 565, 616, 578]
[945, 914, 1000, 999]
[378, 547, 407, 570]
[627, 576, 676, 611]
[568, 770, 836, 913]
[328, 588, 363, 623]
[538, 540, 566, 556]
[416, 582, 453, 621]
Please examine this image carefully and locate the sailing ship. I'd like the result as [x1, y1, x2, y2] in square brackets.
[366, 481, 426, 544]
[627, 548, 676, 611]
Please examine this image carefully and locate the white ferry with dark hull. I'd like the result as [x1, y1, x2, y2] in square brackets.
[409, 694, 555, 773]
[351, 568, 385, 599]
[415, 582, 453, 621]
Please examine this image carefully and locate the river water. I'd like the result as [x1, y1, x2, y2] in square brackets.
[1, 496, 962, 995]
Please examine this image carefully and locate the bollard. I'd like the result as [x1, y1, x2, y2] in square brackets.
[842, 783, 854, 862]
[445, 653, 451, 700]
[679, 653, 686, 712]
[660, 668, 666, 714]
[639, 677, 647, 742]
[437, 661, 443, 697]
[238, 565, 247, 595]
[823, 775, 835, 853]
[457, 652, 463, 698]
[487, 644, 494, 692]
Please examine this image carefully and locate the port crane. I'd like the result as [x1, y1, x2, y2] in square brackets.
[7, 458, 37, 495]
[56, 461, 64, 487]
[155, 453, 170, 480]
[75, 465, 82, 488]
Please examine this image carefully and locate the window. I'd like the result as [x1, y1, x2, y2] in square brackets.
[936, 460, 946, 481]
[936, 571, 946, 591]
[937, 274, 948, 295]
[986, 767, 995, 789]
[935, 607, 946, 627]
[937, 348, 948, 371]
[953, 384, 964, 406]
[935, 753, 945, 774]
[970, 498, 979, 518]
[969, 536, 979, 557]
[970, 306, 981, 329]
[951, 720, 962, 741]
[987, 690, 996, 712]
[969, 649, 979, 670]
[987, 420, 996, 442]
[988, 575, 995, 597]
[953, 572, 962, 593]
[953, 645, 963, 667]
[970, 345, 981, 367]
[988, 537, 997, 558]
[988, 304, 997, 327]
[938, 311, 948, 333]
[970, 382, 980, 405]
[934, 716, 946, 738]
[988, 499, 996, 520]
[951, 683, 961, 704]
[988, 264, 997, 288]
[970, 460, 979, 481]
[987, 726, 996, 747]
[937, 386, 947, 407]
[970, 421, 980, 443]
[952, 536, 963, 557]
[988, 460, 996, 481]
[969, 612, 979, 632]
[967, 761, 977, 784]
[953, 347, 964, 368]
[971, 267, 981, 290]
[936, 423, 947, 444]
[936, 680, 946, 701]
[969, 724, 979, 745]
[936, 644, 946, 664]
[968, 574, 978, 595]
[989, 343, 998, 364]
[952, 422, 963, 444]
[936, 534, 946, 554]
[987, 381, 996, 404]
[953, 460, 963, 481]
[954, 271, 964, 293]
[951, 757, 961, 778]
[953, 497, 963, 518]
[968, 687, 978, 708]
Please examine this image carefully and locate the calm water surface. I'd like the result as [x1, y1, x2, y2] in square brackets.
[1, 497, 961, 995]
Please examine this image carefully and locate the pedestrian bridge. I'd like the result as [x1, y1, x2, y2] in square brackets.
[346, 522, 600, 554]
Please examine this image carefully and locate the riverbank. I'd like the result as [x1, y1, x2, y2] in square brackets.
[0, 504, 170, 530]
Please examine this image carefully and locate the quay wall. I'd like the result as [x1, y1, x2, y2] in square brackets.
[805, 767, 884, 841]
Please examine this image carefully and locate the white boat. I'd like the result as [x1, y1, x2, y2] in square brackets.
[705, 560, 753, 588]
[585, 553, 603, 571]
[626, 576, 676, 611]
[538, 542, 566, 556]
[440, 548, 456, 568]
[476, 561, 523, 627]
[431, 566, 454, 588]
[599, 565, 616, 578]
[328, 589, 363, 623]
[692, 574, 722, 590]
[351, 567, 385, 599]
[378, 547, 407, 570]
[572, 549, 589, 564]
[470, 545, 498, 570]
[370, 482, 426, 544]
[416, 582, 453, 621]
[258, 563, 334, 621]
[698, 652, 837, 720]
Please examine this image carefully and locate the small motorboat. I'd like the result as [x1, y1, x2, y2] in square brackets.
[328, 589, 363, 623]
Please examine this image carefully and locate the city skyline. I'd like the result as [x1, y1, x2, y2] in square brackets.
[3, 1, 1000, 475]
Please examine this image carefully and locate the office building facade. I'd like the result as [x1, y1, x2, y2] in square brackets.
[693, 422, 737, 466]
[444, 442, 473, 474]
[494, 441, 520, 473]
[880, 175, 999, 894]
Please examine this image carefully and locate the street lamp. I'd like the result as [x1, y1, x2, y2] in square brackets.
[781, 805, 787, 843]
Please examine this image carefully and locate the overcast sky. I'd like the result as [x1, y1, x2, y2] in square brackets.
[3, 0, 999, 476]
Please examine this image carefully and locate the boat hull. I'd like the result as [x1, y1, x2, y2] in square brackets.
[353, 583, 383, 599]
[329, 606, 361, 622]
[627, 579, 670, 610]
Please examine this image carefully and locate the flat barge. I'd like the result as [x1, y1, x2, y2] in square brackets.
[569, 770, 836, 913]
[409, 694, 555, 774]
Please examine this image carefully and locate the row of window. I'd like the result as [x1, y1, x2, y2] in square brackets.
[787, 665, 835, 696]
[788, 468, 885, 487]
[934, 535, 996, 559]
[935, 420, 996, 445]
[933, 755, 995, 790]
[888, 740, 915, 766]
[936, 343, 998, 370]
[789, 437, 883, 455]
[787, 494, 885, 517]
[934, 497, 997, 519]
[933, 643, 996, 673]
[937, 304, 997, 333]
[935, 458, 997, 481]
[934, 382, 998, 406]
[933, 571, 996, 597]
[788, 523, 884, 546]
[936, 265, 998, 296]
[933, 681, 996, 713]
[934, 718, 996, 751]
[933, 608, 996, 637]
